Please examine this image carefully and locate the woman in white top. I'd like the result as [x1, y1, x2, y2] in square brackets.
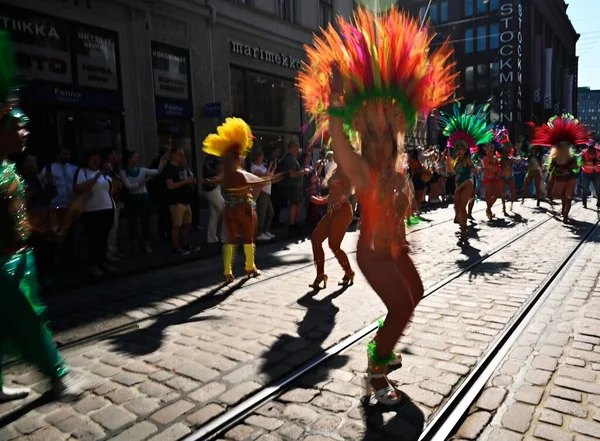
[250, 149, 276, 241]
[120, 150, 168, 253]
[74, 150, 115, 277]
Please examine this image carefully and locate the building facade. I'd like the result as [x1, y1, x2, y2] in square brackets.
[0, 0, 353, 175]
[577, 87, 600, 134]
[397, 0, 579, 144]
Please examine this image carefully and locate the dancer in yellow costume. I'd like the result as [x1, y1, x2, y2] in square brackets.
[203, 118, 280, 283]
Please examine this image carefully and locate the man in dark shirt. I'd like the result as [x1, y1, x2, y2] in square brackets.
[201, 154, 226, 244]
[282, 141, 307, 231]
[164, 146, 196, 254]
[148, 145, 171, 239]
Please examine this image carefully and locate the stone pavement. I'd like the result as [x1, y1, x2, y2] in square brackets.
[453, 214, 600, 441]
[0, 202, 587, 441]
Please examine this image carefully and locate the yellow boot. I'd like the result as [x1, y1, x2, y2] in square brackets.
[223, 244, 235, 283]
[243, 243, 262, 278]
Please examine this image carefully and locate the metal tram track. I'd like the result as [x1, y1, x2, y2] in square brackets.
[1, 207, 488, 372]
[182, 212, 562, 441]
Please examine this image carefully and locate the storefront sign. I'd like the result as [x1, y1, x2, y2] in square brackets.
[152, 43, 190, 101]
[23, 81, 123, 110]
[0, 3, 72, 83]
[204, 102, 221, 118]
[230, 41, 302, 70]
[498, 0, 522, 125]
[75, 24, 118, 90]
[155, 97, 192, 119]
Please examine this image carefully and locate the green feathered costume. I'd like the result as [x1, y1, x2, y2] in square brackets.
[0, 31, 69, 391]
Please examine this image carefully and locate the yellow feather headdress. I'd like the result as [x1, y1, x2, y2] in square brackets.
[202, 117, 254, 158]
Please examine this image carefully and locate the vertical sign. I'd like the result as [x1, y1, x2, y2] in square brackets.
[0, 4, 72, 83]
[74, 24, 119, 90]
[544, 48, 553, 110]
[498, 0, 522, 126]
[533, 36, 542, 104]
[151, 42, 192, 119]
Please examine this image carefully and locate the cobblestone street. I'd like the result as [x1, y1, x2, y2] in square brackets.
[0, 203, 598, 441]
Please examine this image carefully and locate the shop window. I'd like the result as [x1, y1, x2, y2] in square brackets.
[465, 0, 473, 17]
[476, 64, 487, 90]
[319, 0, 333, 28]
[489, 0, 499, 10]
[440, 1, 448, 22]
[277, 0, 296, 23]
[429, 4, 438, 24]
[490, 61, 499, 88]
[477, 26, 487, 52]
[465, 66, 474, 91]
[490, 23, 499, 50]
[231, 68, 245, 117]
[465, 29, 474, 54]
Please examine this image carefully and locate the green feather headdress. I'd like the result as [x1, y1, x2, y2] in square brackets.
[439, 103, 494, 153]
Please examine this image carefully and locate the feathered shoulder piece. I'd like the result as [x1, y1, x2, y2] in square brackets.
[297, 6, 458, 130]
[532, 114, 589, 147]
[0, 31, 27, 127]
[439, 103, 494, 154]
[202, 117, 253, 158]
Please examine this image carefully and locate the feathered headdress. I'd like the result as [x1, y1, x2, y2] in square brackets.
[532, 114, 589, 147]
[297, 7, 457, 132]
[493, 126, 510, 145]
[202, 117, 253, 158]
[0, 31, 27, 128]
[439, 103, 494, 155]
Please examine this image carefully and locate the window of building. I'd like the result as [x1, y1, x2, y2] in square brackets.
[477, 0, 487, 14]
[319, 0, 333, 28]
[230, 66, 302, 136]
[429, 4, 438, 24]
[465, 0, 473, 16]
[489, 0, 499, 10]
[440, 1, 448, 22]
[476, 64, 487, 89]
[490, 23, 499, 49]
[277, 0, 296, 23]
[477, 26, 487, 52]
[490, 61, 499, 88]
[465, 28, 474, 53]
[234, 0, 250, 3]
[465, 66, 474, 91]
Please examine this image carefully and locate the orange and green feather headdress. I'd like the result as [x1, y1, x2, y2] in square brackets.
[297, 6, 458, 136]
[202, 117, 254, 158]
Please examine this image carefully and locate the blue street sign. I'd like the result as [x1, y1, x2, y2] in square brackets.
[204, 102, 221, 118]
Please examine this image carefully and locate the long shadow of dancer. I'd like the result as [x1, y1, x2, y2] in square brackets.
[108, 279, 250, 356]
[259, 285, 351, 386]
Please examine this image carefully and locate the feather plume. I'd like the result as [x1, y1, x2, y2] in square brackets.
[532, 114, 589, 147]
[297, 6, 458, 129]
[202, 117, 254, 158]
[439, 103, 494, 152]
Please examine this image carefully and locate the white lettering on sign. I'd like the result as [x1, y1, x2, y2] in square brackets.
[498, 0, 523, 126]
[230, 41, 302, 70]
[0, 16, 61, 39]
[152, 50, 186, 64]
[54, 87, 81, 104]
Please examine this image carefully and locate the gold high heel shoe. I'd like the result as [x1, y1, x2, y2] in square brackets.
[339, 271, 355, 286]
[309, 274, 328, 289]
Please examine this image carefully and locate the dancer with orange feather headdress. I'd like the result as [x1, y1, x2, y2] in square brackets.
[298, 6, 457, 405]
[203, 118, 280, 283]
[533, 114, 589, 223]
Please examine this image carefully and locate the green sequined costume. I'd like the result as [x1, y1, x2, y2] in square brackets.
[0, 160, 69, 388]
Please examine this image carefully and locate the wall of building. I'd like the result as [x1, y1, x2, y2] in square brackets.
[0, 0, 352, 175]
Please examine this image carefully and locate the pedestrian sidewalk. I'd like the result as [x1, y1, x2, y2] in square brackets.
[454, 219, 600, 441]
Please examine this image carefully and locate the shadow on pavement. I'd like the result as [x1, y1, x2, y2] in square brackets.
[259, 285, 350, 385]
[0, 392, 52, 429]
[359, 392, 426, 441]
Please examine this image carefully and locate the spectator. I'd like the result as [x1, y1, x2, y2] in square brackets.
[282, 141, 307, 232]
[270, 147, 284, 228]
[74, 150, 115, 277]
[164, 146, 196, 254]
[182, 159, 201, 231]
[302, 152, 321, 227]
[120, 150, 168, 254]
[101, 147, 123, 261]
[250, 149, 275, 241]
[201, 153, 226, 245]
[148, 145, 171, 239]
[41, 146, 77, 266]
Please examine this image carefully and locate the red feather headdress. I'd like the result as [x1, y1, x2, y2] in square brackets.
[532, 114, 589, 147]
